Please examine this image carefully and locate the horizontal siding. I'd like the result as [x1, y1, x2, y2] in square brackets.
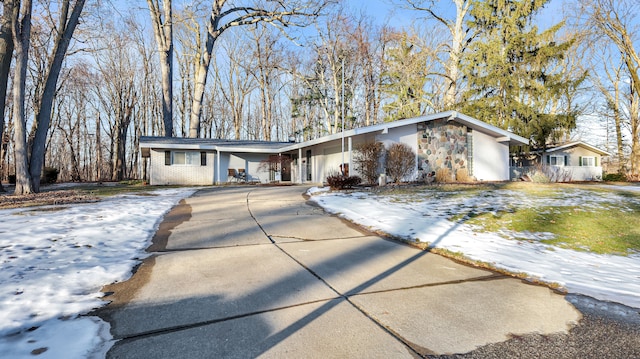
[150, 149, 214, 185]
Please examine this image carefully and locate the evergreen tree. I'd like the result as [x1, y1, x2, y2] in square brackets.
[461, 0, 585, 149]
[381, 31, 430, 122]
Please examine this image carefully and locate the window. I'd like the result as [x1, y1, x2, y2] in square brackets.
[549, 155, 566, 166]
[200, 152, 207, 166]
[171, 151, 201, 166]
[581, 156, 595, 167]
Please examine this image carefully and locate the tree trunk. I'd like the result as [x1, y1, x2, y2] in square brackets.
[11, 0, 34, 194]
[630, 79, 640, 175]
[189, 6, 222, 139]
[0, 3, 15, 192]
[147, 0, 173, 137]
[96, 114, 102, 182]
[28, 0, 85, 192]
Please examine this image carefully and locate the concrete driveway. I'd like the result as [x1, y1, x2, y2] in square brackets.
[97, 186, 581, 358]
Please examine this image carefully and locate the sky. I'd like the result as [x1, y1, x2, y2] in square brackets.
[105, 0, 615, 148]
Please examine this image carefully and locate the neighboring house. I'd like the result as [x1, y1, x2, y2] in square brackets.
[511, 141, 610, 181]
[140, 111, 528, 185]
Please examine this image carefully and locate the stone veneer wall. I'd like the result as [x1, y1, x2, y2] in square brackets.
[417, 119, 470, 179]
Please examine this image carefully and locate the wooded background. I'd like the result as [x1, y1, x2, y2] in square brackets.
[0, 0, 639, 193]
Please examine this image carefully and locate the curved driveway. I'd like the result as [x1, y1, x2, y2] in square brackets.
[98, 186, 581, 358]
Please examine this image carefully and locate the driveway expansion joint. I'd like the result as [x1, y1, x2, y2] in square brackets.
[345, 273, 507, 297]
[111, 297, 342, 343]
[245, 189, 426, 357]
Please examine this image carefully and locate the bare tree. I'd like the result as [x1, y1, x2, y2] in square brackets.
[350, 15, 385, 126]
[10, 0, 35, 194]
[26, 0, 86, 192]
[0, 1, 15, 192]
[214, 34, 256, 140]
[7, 0, 86, 194]
[581, 0, 640, 174]
[402, 0, 473, 109]
[147, 0, 173, 137]
[174, 6, 203, 137]
[93, 20, 139, 181]
[248, 25, 283, 141]
[188, 0, 333, 138]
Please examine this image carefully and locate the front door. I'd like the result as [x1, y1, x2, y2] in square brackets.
[306, 150, 312, 181]
[281, 154, 292, 181]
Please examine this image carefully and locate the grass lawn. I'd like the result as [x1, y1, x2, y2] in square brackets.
[376, 182, 640, 255]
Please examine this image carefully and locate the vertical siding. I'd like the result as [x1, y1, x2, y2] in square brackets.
[472, 132, 510, 181]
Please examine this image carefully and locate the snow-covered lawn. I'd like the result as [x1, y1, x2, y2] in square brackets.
[0, 188, 195, 359]
[309, 184, 640, 310]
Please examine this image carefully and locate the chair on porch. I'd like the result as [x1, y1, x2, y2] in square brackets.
[227, 168, 246, 183]
[237, 168, 246, 182]
[227, 168, 239, 182]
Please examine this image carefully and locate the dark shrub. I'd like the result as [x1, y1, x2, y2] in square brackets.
[603, 172, 627, 182]
[41, 167, 59, 184]
[354, 142, 385, 185]
[385, 142, 416, 183]
[326, 173, 362, 190]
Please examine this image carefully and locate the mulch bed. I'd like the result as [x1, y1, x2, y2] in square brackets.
[0, 190, 100, 209]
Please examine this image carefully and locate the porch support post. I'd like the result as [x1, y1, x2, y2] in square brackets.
[298, 147, 303, 184]
[348, 137, 353, 176]
[216, 150, 221, 184]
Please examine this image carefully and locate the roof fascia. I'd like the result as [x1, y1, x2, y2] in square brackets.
[279, 111, 458, 151]
[545, 142, 611, 156]
[450, 111, 529, 145]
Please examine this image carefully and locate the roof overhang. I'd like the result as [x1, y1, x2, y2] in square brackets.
[447, 112, 529, 146]
[545, 141, 611, 156]
[139, 111, 529, 153]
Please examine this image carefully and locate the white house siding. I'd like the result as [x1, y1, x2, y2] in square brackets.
[543, 146, 605, 181]
[472, 131, 510, 181]
[306, 141, 346, 183]
[376, 124, 419, 181]
[149, 149, 215, 185]
[226, 153, 272, 183]
[544, 147, 603, 167]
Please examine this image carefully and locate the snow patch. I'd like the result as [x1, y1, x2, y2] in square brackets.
[310, 187, 640, 309]
[0, 188, 195, 358]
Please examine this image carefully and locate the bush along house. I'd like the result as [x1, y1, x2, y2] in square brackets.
[139, 111, 529, 186]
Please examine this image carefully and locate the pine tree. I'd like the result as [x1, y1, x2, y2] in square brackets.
[381, 31, 429, 122]
[461, 0, 585, 149]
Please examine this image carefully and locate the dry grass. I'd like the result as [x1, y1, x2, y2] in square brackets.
[455, 168, 472, 182]
[0, 190, 99, 209]
[435, 168, 453, 183]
